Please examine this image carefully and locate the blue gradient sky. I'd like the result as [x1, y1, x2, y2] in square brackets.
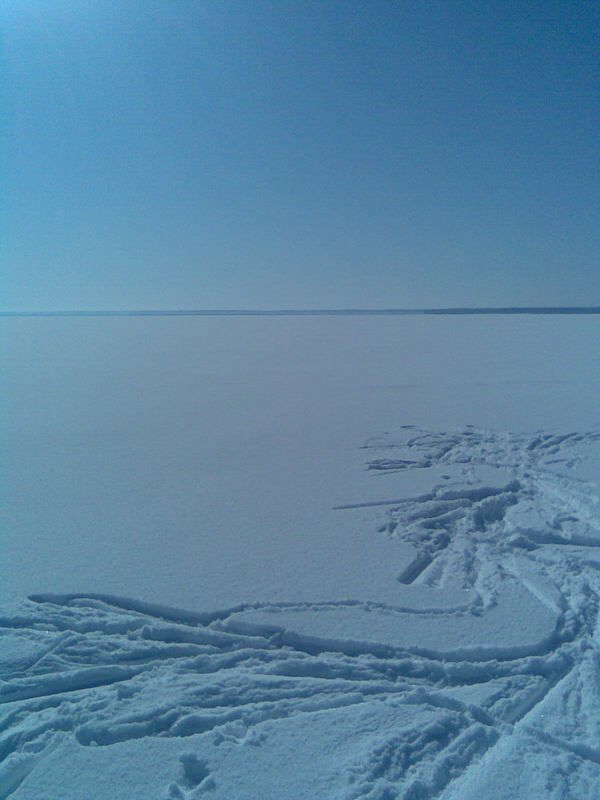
[2, 1, 598, 310]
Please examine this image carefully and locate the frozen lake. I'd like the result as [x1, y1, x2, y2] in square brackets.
[2, 315, 600, 798]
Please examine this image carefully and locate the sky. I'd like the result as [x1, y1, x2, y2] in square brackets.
[1, 0, 598, 310]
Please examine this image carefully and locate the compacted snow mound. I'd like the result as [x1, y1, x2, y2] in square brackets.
[2, 426, 600, 799]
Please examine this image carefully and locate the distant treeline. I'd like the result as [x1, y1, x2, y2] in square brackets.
[2, 307, 599, 317]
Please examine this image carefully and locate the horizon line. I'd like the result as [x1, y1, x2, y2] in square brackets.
[1, 306, 600, 318]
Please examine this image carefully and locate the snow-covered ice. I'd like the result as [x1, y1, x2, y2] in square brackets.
[1, 315, 599, 798]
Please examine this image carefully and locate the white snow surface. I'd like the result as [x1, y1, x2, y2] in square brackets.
[1, 315, 600, 798]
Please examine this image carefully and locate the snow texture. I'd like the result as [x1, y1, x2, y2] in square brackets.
[1, 315, 599, 798]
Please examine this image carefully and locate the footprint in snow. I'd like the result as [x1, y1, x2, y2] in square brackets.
[165, 754, 215, 798]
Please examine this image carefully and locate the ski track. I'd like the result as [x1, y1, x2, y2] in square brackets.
[2, 427, 600, 798]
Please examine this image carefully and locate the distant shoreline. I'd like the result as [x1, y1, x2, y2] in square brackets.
[1, 307, 599, 317]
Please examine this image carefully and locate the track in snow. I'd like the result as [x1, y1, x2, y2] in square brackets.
[1, 427, 600, 799]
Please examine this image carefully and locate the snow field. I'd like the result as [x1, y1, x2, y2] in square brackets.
[1, 316, 599, 798]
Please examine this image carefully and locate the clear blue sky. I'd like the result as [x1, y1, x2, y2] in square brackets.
[2, 0, 598, 310]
